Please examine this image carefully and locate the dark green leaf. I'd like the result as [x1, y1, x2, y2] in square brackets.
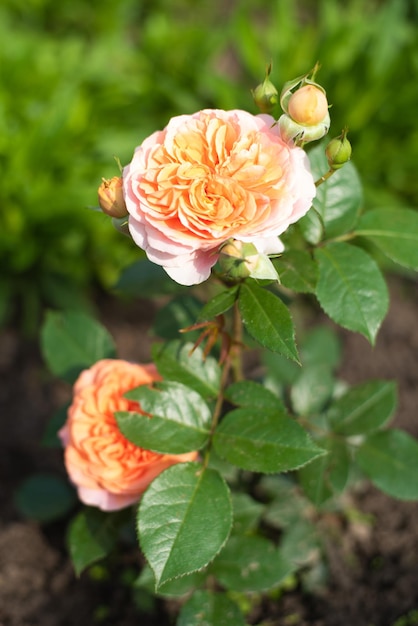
[67, 508, 122, 576]
[41, 310, 116, 382]
[15, 473, 76, 523]
[315, 243, 389, 344]
[211, 535, 293, 592]
[261, 476, 308, 529]
[213, 408, 325, 473]
[115, 258, 185, 297]
[153, 295, 202, 339]
[197, 286, 239, 321]
[300, 326, 341, 370]
[290, 365, 335, 415]
[152, 340, 221, 400]
[135, 564, 206, 598]
[224, 380, 285, 412]
[299, 439, 350, 505]
[231, 492, 264, 534]
[116, 381, 211, 454]
[238, 281, 299, 362]
[280, 519, 321, 567]
[273, 249, 318, 293]
[327, 380, 397, 436]
[309, 144, 362, 238]
[356, 429, 418, 500]
[138, 463, 232, 588]
[178, 590, 246, 626]
[41, 403, 69, 447]
[355, 208, 418, 271]
[262, 350, 300, 386]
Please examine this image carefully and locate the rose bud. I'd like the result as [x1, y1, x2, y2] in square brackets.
[98, 176, 128, 218]
[252, 77, 279, 114]
[288, 84, 329, 126]
[326, 131, 352, 170]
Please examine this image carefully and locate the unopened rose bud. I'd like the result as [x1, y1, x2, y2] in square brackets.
[219, 240, 258, 279]
[326, 131, 352, 170]
[278, 112, 330, 144]
[252, 78, 279, 114]
[218, 240, 279, 281]
[98, 177, 128, 218]
[288, 85, 329, 126]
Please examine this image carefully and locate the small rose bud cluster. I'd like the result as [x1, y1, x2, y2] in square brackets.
[278, 67, 330, 145]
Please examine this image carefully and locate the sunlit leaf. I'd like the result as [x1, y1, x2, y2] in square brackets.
[238, 281, 299, 362]
[355, 208, 418, 271]
[116, 381, 211, 454]
[138, 463, 232, 588]
[213, 408, 325, 473]
[315, 242, 389, 344]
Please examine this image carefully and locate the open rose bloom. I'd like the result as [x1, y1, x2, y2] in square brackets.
[59, 360, 197, 511]
[123, 109, 316, 285]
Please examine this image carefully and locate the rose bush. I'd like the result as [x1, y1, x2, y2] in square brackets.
[59, 359, 197, 511]
[123, 109, 316, 285]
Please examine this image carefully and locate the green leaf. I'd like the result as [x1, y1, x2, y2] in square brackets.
[299, 439, 350, 505]
[262, 351, 300, 386]
[152, 340, 221, 400]
[67, 508, 122, 576]
[116, 381, 211, 454]
[138, 463, 232, 588]
[153, 295, 202, 339]
[211, 535, 293, 592]
[224, 380, 285, 412]
[41, 310, 116, 382]
[197, 285, 239, 321]
[135, 564, 206, 598]
[231, 492, 264, 534]
[15, 473, 76, 523]
[280, 519, 321, 567]
[238, 281, 299, 362]
[327, 380, 397, 436]
[290, 365, 335, 415]
[213, 408, 325, 473]
[354, 208, 418, 271]
[41, 403, 69, 447]
[298, 207, 324, 245]
[261, 476, 308, 530]
[356, 429, 418, 500]
[309, 144, 362, 238]
[178, 590, 246, 626]
[115, 258, 185, 297]
[315, 242, 389, 344]
[300, 326, 341, 370]
[273, 249, 318, 293]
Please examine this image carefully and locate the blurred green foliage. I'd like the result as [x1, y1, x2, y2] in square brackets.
[1, 0, 417, 330]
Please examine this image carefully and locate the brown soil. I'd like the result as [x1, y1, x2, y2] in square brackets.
[1, 277, 418, 626]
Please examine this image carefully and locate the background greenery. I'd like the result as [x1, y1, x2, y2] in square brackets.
[2, 0, 417, 331]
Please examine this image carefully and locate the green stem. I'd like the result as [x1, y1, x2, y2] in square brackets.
[231, 300, 244, 382]
[315, 168, 336, 187]
[202, 302, 244, 469]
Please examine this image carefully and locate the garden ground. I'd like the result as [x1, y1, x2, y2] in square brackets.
[1, 276, 418, 626]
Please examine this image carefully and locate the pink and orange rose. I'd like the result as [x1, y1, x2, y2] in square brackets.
[123, 109, 316, 285]
[59, 359, 197, 511]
